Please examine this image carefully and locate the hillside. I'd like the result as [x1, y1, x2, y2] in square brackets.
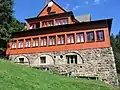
[0, 59, 114, 90]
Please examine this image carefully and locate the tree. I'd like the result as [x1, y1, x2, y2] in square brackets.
[110, 33, 120, 73]
[0, 0, 26, 55]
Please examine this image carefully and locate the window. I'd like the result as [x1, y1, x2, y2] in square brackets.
[49, 36, 56, 45]
[18, 40, 24, 48]
[35, 22, 40, 28]
[55, 18, 68, 26]
[40, 57, 46, 63]
[87, 31, 94, 42]
[41, 37, 47, 46]
[66, 55, 77, 64]
[33, 38, 39, 47]
[67, 34, 75, 44]
[30, 22, 40, 29]
[30, 24, 34, 29]
[96, 30, 104, 41]
[12, 40, 17, 49]
[26, 39, 31, 48]
[58, 35, 65, 45]
[42, 20, 54, 27]
[48, 11, 56, 15]
[76, 33, 84, 43]
[19, 58, 24, 63]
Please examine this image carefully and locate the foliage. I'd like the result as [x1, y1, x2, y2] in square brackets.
[0, 0, 25, 53]
[110, 33, 120, 73]
[0, 59, 113, 90]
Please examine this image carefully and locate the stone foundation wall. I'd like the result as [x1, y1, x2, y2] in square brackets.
[9, 47, 119, 86]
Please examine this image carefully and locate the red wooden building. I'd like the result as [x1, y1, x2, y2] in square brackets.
[6, 0, 118, 86]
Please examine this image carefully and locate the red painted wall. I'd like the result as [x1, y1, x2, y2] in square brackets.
[6, 26, 111, 55]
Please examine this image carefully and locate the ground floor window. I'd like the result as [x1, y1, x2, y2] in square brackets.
[66, 55, 77, 64]
[40, 57, 46, 63]
[19, 58, 24, 63]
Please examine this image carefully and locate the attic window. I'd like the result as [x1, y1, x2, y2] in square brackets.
[48, 11, 56, 15]
[55, 18, 68, 26]
[42, 20, 54, 27]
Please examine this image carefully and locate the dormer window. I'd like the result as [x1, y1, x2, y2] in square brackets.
[30, 24, 34, 29]
[55, 18, 68, 26]
[30, 22, 40, 29]
[42, 20, 54, 27]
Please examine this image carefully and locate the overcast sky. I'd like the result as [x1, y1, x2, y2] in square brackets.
[13, 0, 120, 35]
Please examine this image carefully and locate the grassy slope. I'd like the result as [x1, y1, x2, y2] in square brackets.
[0, 59, 113, 90]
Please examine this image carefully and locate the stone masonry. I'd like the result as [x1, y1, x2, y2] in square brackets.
[9, 47, 119, 86]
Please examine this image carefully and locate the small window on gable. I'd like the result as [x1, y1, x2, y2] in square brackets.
[96, 30, 104, 41]
[19, 58, 24, 63]
[67, 34, 75, 44]
[87, 31, 95, 42]
[48, 11, 56, 15]
[41, 37, 47, 46]
[49, 36, 56, 46]
[58, 35, 65, 45]
[76, 33, 85, 43]
[18, 40, 24, 48]
[26, 39, 31, 48]
[12, 40, 17, 49]
[33, 38, 39, 47]
[42, 20, 54, 27]
[40, 57, 46, 63]
[55, 18, 68, 26]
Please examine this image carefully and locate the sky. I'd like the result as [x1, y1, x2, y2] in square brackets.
[13, 0, 120, 35]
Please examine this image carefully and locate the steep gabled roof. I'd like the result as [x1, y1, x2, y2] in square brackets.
[37, 0, 67, 17]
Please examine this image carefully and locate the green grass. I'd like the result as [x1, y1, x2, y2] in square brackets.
[0, 59, 115, 90]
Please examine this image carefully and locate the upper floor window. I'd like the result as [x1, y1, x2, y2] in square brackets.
[41, 37, 47, 46]
[67, 34, 75, 44]
[76, 33, 84, 43]
[49, 36, 56, 46]
[42, 20, 54, 27]
[26, 39, 31, 48]
[18, 40, 24, 48]
[30, 22, 40, 29]
[87, 31, 94, 42]
[12, 40, 17, 49]
[58, 35, 65, 45]
[33, 38, 39, 47]
[30, 24, 34, 29]
[96, 30, 104, 41]
[35, 22, 40, 28]
[55, 18, 68, 26]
